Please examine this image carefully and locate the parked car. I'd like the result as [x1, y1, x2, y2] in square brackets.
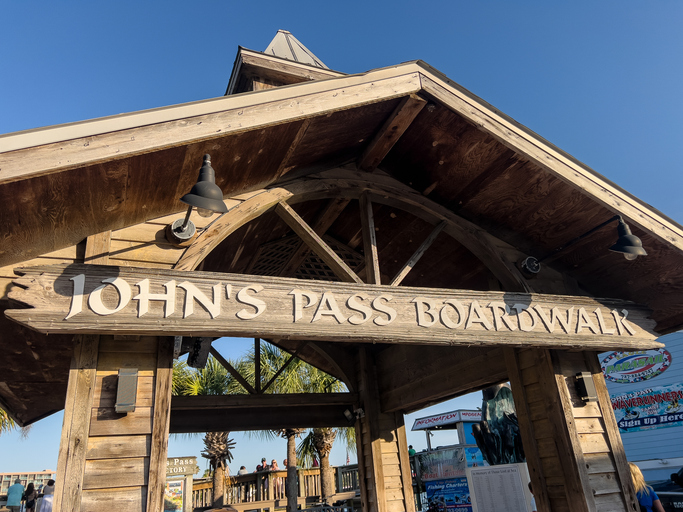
[651, 468, 683, 512]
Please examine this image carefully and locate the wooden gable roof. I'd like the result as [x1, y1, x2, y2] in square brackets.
[1, 54, 682, 425]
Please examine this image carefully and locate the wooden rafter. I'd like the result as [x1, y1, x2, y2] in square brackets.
[209, 347, 257, 395]
[274, 119, 311, 180]
[390, 221, 446, 286]
[359, 192, 381, 285]
[358, 94, 427, 171]
[275, 201, 363, 284]
[278, 198, 350, 277]
[255, 338, 261, 393]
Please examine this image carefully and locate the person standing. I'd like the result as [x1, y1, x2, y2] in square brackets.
[6, 478, 24, 512]
[629, 462, 665, 512]
[408, 445, 416, 457]
[40, 480, 55, 512]
[24, 482, 38, 512]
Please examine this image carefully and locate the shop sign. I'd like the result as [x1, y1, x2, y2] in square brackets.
[425, 478, 472, 511]
[412, 410, 481, 430]
[6, 264, 659, 350]
[416, 447, 467, 481]
[611, 382, 683, 432]
[601, 349, 672, 383]
[166, 456, 197, 476]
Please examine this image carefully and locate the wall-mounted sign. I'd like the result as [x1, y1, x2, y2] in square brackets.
[6, 264, 659, 350]
[611, 382, 683, 432]
[412, 410, 482, 430]
[166, 456, 197, 477]
[601, 349, 672, 383]
[425, 478, 472, 511]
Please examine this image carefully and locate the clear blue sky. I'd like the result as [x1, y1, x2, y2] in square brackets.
[1, 0, 681, 474]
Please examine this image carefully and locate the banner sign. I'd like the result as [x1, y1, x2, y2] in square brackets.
[425, 478, 472, 511]
[601, 349, 672, 383]
[412, 410, 481, 430]
[611, 383, 683, 432]
[6, 264, 659, 350]
[164, 480, 184, 512]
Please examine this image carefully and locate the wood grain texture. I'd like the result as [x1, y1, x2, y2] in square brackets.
[53, 334, 99, 512]
[8, 264, 659, 350]
[358, 94, 427, 172]
[359, 193, 381, 285]
[83, 457, 149, 489]
[147, 337, 174, 512]
[81, 486, 148, 512]
[86, 435, 151, 460]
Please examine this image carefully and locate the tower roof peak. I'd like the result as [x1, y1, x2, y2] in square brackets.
[264, 29, 328, 69]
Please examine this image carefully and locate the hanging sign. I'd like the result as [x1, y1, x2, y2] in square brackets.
[6, 264, 659, 350]
[600, 349, 672, 383]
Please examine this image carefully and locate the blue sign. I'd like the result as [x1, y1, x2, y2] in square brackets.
[425, 478, 472, 511]
[611, 382, 683, 432]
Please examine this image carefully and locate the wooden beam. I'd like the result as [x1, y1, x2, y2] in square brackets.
[275, 201, 363, 284]
[255, 338, 261, 393]
[359, 193, 381, 285]
[390, 221, 446, 286]
[209, 347, 257, 395]
[358, 94, 427, 171]
[261, 353, 296, 394]
[274, 119, 311, 180]
[171, 393, 358, 409]
[53, 335, 99, 512]
[84, 231, 112, 265]
[146, 338, 174, 512]
[278, 198, 351, 277]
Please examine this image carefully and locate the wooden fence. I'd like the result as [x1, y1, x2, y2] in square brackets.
[192, 465, 360, 511]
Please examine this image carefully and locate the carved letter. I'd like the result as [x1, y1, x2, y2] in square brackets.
[488, 302, 518, 331]
[88, 277, 132, 316]
[347, 294, 373, 325]
[289, 289, 318, 322]
[440, 299, 466, 329]
[512, 304, 537, 332]
[594, 308, 615, 335]
[465, 300, 492, 330]
[236, 285, 266, 320]
[612, 309, 637, 336]
[134, 279, 176, 318]
[312, 292, 347, 323]
[412, 297, 438, 327]
[576, 307, 599, 334]
[65, 274, 86, 320]
[372, 295, 396, 326]
[178, 282, 222, 318]
[534, 306, 574, 334]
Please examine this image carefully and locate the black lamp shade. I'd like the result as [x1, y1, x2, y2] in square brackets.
[609, 219, 647, 258]
[180, 154, 228, 213]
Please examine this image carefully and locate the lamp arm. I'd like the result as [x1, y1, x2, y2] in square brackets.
[177, 205, 194, 233]
[536, 215, 621, 264]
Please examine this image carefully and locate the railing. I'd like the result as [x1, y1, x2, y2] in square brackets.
[192, 465, 360, 511]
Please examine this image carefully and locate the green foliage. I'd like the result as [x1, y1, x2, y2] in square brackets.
[0, 408, 30, 438]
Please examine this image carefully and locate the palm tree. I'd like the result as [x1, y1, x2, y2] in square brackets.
[173, 357, 237, 508]
[201, 431, 236, 508]
[240, 343, 355, 505]
[1, 408, 30, 438]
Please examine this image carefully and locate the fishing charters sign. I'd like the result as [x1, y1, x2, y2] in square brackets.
[6, 264, 660, 350]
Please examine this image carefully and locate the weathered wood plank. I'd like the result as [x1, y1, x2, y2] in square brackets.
[89, 407, 153, 436]
[85, 232, 112, 265]
[86, 435, 151, 460]
[53, 335, 99, 512]
[8, 264, 660, 351]
[81, 486, 148, 512]
[83, 457, 149, 489]
[147, 338, 173, 512]
[360, 193, 381, 285]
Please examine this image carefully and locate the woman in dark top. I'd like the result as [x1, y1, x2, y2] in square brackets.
[23, 482, 37, 512]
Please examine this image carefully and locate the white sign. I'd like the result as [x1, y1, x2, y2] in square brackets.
[412, 410, 482, 430]
[467, 464, 530, 512]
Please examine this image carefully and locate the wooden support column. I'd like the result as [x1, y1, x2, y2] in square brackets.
[53, 335, 173, 512]
[357, 347, 416, 512]
[505, 347, 638, 512]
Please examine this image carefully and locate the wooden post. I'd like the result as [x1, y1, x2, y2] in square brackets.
[53, 334, 100, 512]
[357, 347, 416, 512]
[505, 347, 639, 512]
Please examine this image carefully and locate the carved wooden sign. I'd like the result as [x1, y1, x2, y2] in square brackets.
[6, 264, 660, 350]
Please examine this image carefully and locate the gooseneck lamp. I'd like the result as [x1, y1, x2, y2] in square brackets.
[167, 154, 228, 245]
[520, 215, 647, 276]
